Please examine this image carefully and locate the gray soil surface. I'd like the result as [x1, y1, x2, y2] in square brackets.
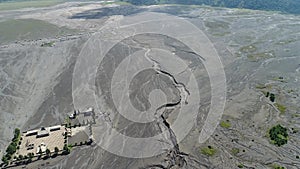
[0, 2, 299, 169]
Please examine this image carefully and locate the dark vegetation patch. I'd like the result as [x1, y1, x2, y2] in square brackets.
[0, 19, 76, 45]
[70, 5, 146, 19]
[121, 0, 300, 14]
[1, 128, 21, 166]
[268, 124, 288, 147]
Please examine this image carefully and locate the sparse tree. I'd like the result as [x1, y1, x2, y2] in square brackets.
[269, 124, 288, 146]
[27, 158, 32, 163]
[6, 144, 16, 155]
[270, 93, 275, 102]
[265, 91, 270, 97]
[14, 128, 20, 136]
[5, 154, 11, 160]
[63, 144, 68, 150]
[63, 144, 70, 154]
[54, 147, 59, 154]
[2, 156, 8, 165]
[18, 155, 23, 160]
[46, 149, 51, 157]
[28, 153, 34, 159]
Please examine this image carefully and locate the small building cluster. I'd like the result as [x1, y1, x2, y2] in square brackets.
[1, 107, 96, 167]
[68, 107, 95, 126]
[18, 125, 65, 156]
[24, 125, 61, 138]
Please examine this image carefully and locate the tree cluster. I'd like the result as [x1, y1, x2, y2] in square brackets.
[63, 144, 71, 155]
[2, 128, 21, 165]
[269, 124, 288, 147]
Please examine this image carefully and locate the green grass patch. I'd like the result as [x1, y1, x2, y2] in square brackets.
[292, 113, 300, 118]
[201, 146, 216, 156]
[273, 76, 287, 83]
[274, 103, 287, 115]
[256, 84, 267, 89]
[262, 91, 269, 97]
[247, 51, 275, 62]
[0, 19, 77, 45]
[41, 41, 55, 47]
[204, 20, 230, 29]
[272, 164, 285, 169]
[231, 148, 240, 156]
[239, 45, 257, 53]
[220, 121, 231, 129]
[291, 128, 298, 134]
[237, 164, 244, 168]
[255, 84, 272, 90]
[211, 32, 230, 37]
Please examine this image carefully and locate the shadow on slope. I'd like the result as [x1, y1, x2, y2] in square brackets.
[69, 5, 147, 19]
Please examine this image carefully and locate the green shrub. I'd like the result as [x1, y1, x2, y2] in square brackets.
[18, 155, 23, 160]
[54, 147, 59, 153]
[6, 144, 16, 154]
[275, 103, 286, 114]
[2, 156, 8, 165]
[269, 124, 288, 146]
[220, 121, 231, 129]
[46, 148, 51, 156]
[28, 153, 34, 158]
[231, 148, 240, 156]
[270, 93, 275, 102]
[5, 154, 11, 160]
[201, 146, 216, 156]
[3, 128, 22, 163]
[41, 41, 55, 47]
[272, 164, 285, 169]
[14, 128, 20, 136]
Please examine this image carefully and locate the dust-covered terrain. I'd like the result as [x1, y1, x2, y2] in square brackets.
[0, 1, 299, 169]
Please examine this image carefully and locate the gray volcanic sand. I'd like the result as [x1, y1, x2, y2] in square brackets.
[0, 2, 299, 169]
